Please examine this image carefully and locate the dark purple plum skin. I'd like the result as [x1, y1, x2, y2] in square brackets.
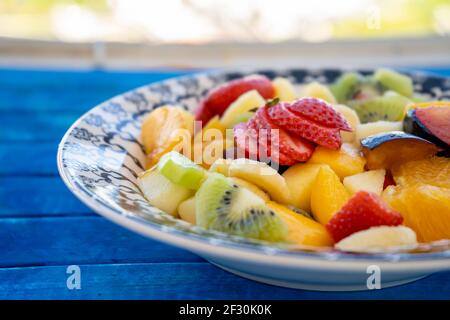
[360, 131, 434, 150]
[403, 109, 448, 148]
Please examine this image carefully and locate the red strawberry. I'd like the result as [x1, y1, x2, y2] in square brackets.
[325, 191, 403, 242]
[234, 122, 259, 160]
[267, 103, 342, 150]
[255, 108, 314, 163]
[195, 75, 274, 124]
[287, 98, 352, 131]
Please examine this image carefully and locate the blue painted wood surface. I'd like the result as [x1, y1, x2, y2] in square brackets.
[1, 67, 449, 299]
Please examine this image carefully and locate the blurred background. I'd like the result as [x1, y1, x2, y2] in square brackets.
[1, 0, 449, 69]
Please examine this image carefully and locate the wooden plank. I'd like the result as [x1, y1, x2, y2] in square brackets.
[0, 263, 449, 299]
[0, 112, 79, 141]
[0, 69, 192, 113]
[0, 143, 58, 176]
[0, 177, 92, 216]
[0, 216, 202, 267]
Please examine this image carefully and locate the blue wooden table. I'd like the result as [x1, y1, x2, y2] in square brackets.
[1, 67, 449, 300]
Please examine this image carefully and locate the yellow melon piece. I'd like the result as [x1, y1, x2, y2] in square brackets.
[299, 82, 336, 104]
[272, 77, 297, 101]
[178, 197, 196, 224]
[307, 143, 366, 180]
[310, 166, 350, 225]
[267, 202, 333, 247]
[282, 163, 328, 211]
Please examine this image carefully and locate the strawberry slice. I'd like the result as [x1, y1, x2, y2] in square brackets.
[255, 108, 314, 163]
[234, 122, 259, 160]
[326, 191, 403, 243]
[287, 98, 352, 131]
[268, 103, 342, 150]
[195, 74, 274, 124]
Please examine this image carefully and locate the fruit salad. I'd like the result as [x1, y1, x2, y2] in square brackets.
[137, 69, 450, 253]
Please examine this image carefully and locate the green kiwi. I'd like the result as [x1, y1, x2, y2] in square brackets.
[330, 72, 363, 103]
[350, 91, 411, 123]
[373, 68, 413, 97]
[157, 151, 206, 190]
[195, 173, 288, 242]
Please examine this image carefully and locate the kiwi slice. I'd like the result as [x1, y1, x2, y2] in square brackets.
[330, 72, 363, 103]
[157, 151, 206, 190]
[350, 91, 411, 123]
[195, 173, 288, 241]
[373, 68, 413, 97]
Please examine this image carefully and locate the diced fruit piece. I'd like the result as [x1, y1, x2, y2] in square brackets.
[355, 121, 403, 142]
[267, 103, 343, 150]
[373, 68, 413, 97]
[350, 91, 410, 123]
[138, 167, 193, 216]
[227, 111, 254, 128]
[310, 166, 350, 225]
[307, 143, 366, 179]
[404, 106, 450, 147]
[272, 77, 297, 101]
[195, 74, 274, 124]
[209, 158, 232, 175]
[142, 106, 194, 166]
[326, 191, 403, 242]
[383, 170, 396, 189]
[383, 184, 450, 242]
[391, 156, 450, 189]
[231, 177, 270, 202]
[343, 169, 386, 196]
[299, 82, 337, 104]
[282, 163, 328, 211]
[157, 151, 206, 190]
[220, 90, 266, 128]
[178, 197, 196, 224]
[330, 72, 364, 103]
[267, 202, 334, 247]
[233, 122, 260, 160]
[194, 115, 226, 142]
[407, 100, 450, 111]
[286, 98, 351, 131]
[199, 138, 233, 169]
[332, 104, 360, 143]
[335, 226, 417, 253]
[227, 159, 292, 204]
[255, 107, 315, 163]
[361, 132, 440, 169]
[195, 173, 287, 241]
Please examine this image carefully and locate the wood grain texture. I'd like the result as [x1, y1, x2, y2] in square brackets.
[0, 216, 202, 267]
[0, 177, 92, 216]
[0, 263, 449, 300]
[1, 67, 450, 299]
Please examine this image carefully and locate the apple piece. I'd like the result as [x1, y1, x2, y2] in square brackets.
[343, 169, 386, 196]
[157, 151, 207, 190]
[178, 197, 196, 224]
[220, 90, 266, 128]
[138, 168, 193, 216]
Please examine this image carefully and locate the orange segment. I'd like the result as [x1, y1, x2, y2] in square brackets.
[392, 156, 450, 189]
[383, 184, 450, 242]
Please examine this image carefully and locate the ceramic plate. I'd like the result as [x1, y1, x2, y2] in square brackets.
[58, 68, 450, 291]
